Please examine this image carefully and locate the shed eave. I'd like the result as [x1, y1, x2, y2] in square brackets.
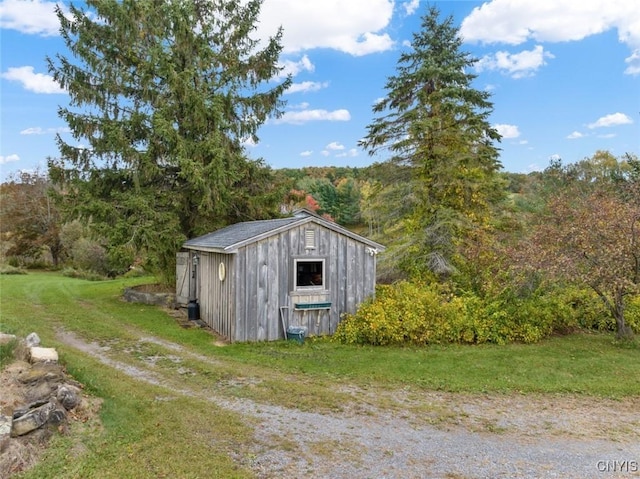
[183, 214, 386, 252]
[217, 217, 311, 251]
[182, 244, 235, 254]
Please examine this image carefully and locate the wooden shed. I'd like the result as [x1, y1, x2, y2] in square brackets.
[176, 209, 384, 342]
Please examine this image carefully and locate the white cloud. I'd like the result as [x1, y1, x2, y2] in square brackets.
[587, 112, 633, 128]
[336, 148, 359, 158]
[460, 0, 640, 74]
[2, 0, 396, 57]
[493, 123, 520, 139]
[0, 0, 62, 36]
[0, 154, 20, 165]
[567, 131, 585, 139]
[242, 137, 257, 147]
[624, 49, 640, 76]
[461, 0, 640, 46]
[300, 150, 313, 157]
[273, 108, 351, 125]
[20, 127, 45, 135]
[258, 0, 395, 56]
[597, 133, 617, 139]
[20, 126, 70, 135]
[325, 141, 345, 151]
[286, 81, 329, 94]
[278, 55, 315, 79]
[1, 66, 65, 94]
[289, 102, 310, 110]
[476, 45, 554, 78]
[403, 0, 420, 16]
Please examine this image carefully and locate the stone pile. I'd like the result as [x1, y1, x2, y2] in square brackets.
[0, 332, 82, 438]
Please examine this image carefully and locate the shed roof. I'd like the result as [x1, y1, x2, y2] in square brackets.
[183, 209, 385, 253]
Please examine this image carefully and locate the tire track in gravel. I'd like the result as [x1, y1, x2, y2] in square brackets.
[55, 329, 640, 479]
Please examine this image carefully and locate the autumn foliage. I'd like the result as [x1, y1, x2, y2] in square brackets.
[525, 185, 639, 338]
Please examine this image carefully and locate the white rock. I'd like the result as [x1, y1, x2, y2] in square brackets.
[25, 332, 41, 347]
[0, 415, 12, 436]
[30, 347, 58, 363]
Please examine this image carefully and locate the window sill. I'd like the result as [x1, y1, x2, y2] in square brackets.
[294, 302, 332, 310]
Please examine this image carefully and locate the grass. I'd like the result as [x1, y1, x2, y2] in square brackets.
[223, 333, 640, 396]
[1, 271, 639, 478]
[0, 337, 18, 367]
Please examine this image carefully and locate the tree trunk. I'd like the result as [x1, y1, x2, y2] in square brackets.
[613, 290, 634, 340]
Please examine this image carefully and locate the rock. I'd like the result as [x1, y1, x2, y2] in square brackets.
[57, 385, 81, 411]
[47, 402, 67, 425]
[24, 333, 41, 348]
[0, 415, 11, 436]
[18, 363, 64, 385]
[12, 400, 49, 419]
[0, 333, 17, 345]
[123, 287, 176, 307]
[17, 363, 66, 407]
[2, 332, 92, 446]
[10, 401, 55, 437]
[29, 347, 58, 364]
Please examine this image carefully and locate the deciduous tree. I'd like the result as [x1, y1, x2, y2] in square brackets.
[526, 184, 638, 339]
[0, 171, 63, 265]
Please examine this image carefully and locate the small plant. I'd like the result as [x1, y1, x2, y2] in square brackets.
[61, 267, 108, 281]
[0, 265, 27, 275]
[0, 337, 18, 367]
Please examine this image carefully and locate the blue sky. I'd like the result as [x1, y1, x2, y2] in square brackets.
[1, 0, 639, 182]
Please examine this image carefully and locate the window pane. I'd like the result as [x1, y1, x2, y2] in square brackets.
[296, 260, 323, 287]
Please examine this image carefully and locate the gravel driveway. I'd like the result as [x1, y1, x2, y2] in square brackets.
[56, 330, 640, 479]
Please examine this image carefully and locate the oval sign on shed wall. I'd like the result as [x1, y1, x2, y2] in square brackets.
[218, 262, 226, 281]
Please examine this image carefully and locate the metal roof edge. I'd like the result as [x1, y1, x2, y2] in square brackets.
[182, 244, 236, 254]
[220, 217, 308, 251]
[183, 215, 385, 253]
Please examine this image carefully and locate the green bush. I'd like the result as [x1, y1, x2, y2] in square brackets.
[0, 264, 27, 275]
[61, 267, 108, 281]
[71, 238, 109, 274]
[335, 282, 613, 346]
[624, 295, 640, 334]
[335, 282, 468, 346]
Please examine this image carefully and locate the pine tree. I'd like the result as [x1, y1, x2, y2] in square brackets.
[47, 0, 290, 280]
[360, 5, 503, 279]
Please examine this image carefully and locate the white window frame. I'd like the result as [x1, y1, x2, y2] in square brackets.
[293, 258, 325, 290]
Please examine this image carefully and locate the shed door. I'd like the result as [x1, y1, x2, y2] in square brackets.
[175, 252, 190, 306]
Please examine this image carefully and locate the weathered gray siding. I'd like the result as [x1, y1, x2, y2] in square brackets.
[232, 235, 285, 342]
[196, 252, 235, 340]
[192, 219, 379, 343]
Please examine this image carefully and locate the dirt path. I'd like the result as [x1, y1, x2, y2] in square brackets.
[50, 329, 640, 479]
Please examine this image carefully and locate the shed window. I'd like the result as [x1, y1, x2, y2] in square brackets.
[295, 259, 325, 289]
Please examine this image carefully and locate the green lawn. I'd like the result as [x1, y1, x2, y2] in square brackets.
[1, 271, 638, 478]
